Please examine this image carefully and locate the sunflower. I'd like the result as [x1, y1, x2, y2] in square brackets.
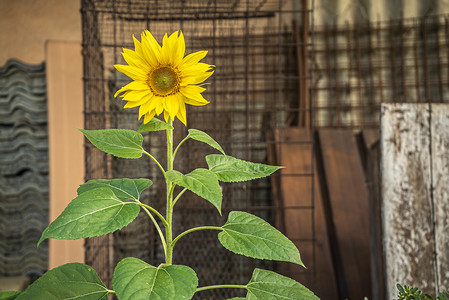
[114, 30, 214, 125]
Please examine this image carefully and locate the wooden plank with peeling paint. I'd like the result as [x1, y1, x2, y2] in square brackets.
[381, 103, 436, 299]
[431, 104, 449, 292]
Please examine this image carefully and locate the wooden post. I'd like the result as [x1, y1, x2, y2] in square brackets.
[430, 104, 449, 291]
[381, 103, 449, 298]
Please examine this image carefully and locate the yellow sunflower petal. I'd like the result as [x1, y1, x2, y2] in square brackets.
[147, 96, 160, 112]
[181, 50, 208, 68]
[120, 91, 131, 98]
[179, 76, 195, 86]
[124, 93, 153, 108]
[161, 31, 180, 65]
[183, 70, 214, 85]
[176, 95, 187, 125]
[115, 81, 151, 98]
[172, 31, 185, 66]
[181, 85, 209, 106]
[156, 99, 165, 115]
[179, 85, 209, 105]
[184, 97, 210, 106]
[159, 33, 170, 65]
[143, 30, 162, 55]
[163, 110, 170, 122]
[181, 63, 214, 78]
[118, 81, 148, 93]
[123, 89, 152, 102]
[141, 32, 160, 68]
[132, 34, 143, 56]
[122, 48, 149, 71]
[164, 95, 179, 120]
[144, 109, 156, 124]
[138, 100, 152, 119]
[114, 64, 147, 81]
[114, 86, 128, 98]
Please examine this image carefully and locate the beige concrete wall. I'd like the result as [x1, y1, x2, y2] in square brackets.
[0, 0, 81, 65]
[46, 41, 85, 269]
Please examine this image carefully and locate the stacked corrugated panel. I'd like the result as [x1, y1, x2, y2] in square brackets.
[0, 60, 48, 281]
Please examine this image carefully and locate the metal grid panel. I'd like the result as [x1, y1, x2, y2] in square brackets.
[81, 0, 314, 298]
[313, 14, 449, 129]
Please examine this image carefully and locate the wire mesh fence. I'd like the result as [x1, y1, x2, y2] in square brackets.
[313, 14, 449, 129]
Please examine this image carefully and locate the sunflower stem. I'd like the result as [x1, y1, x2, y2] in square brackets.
[173, 135, 190, 161]
[136, 202, 168, 227]
[165, 119, 174, 265]
[196, 285, 247, 293]
[143, 150, 166, 176]
[173, 187, 187, 207]
[172, 226, 222, 248]
[140, 205, 167, 258]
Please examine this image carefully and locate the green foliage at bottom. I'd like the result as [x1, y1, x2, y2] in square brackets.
[396, 284, 449, 300]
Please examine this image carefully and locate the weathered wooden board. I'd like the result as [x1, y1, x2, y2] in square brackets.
[269, 127, 338, 300]
[381, 104, 436, 298]
[430, 104, 449, 292]
[360, 129, 385, 300]
[316, 129, 372, 300]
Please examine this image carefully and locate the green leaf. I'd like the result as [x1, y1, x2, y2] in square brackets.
[138, 118, 173, 132]
[188, 129, 225, 155]
[397, 284, 405, 294]
[0, 291, 20, 300]
[77, 178, 152, 201]
[245, 268, 319, 300]
[16, 263, 108, 300]
[166, 169, 222, 214]
[218, 211, 304, 266]
[79, 129, 144, 158]
[112, 257, 198, 300]
[165, 265, 198, 299]
[206, 154, 282, 182]
[38, 188, 140, 246]
[226, 298, 246, 300]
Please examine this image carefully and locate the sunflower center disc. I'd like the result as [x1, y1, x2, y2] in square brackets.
[149, 66, 179, 96]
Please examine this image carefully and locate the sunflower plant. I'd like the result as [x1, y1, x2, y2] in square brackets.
[2, 31, 319, 300]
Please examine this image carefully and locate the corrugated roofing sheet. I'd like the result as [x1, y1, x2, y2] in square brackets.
[0, 60, 48, 281]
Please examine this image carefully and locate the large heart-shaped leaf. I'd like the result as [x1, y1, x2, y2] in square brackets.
[245, 269, 318, 300]
[77, 178, 152, 201]
[16, 263, 108, 300]
[188, 129, 225, 155]
[164, 265, 198, 299]
[206, 155, 282, 182]
[166, 169, 222, 214]
[218, 211, 304, 266]
[138, 118, 173, 132]
[79, 129, 144, 158]
[112, 257, 198, 300]
[38, 188, 140, 246]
